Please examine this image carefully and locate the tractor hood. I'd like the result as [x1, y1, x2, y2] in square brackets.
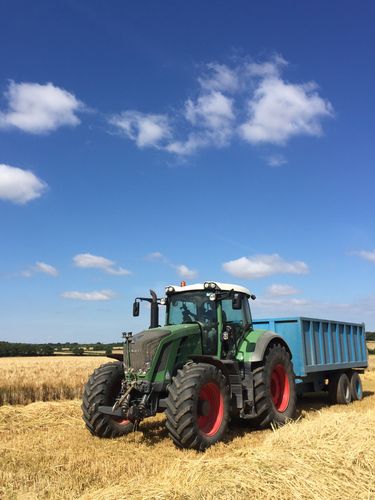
[125, 328, 172, 373]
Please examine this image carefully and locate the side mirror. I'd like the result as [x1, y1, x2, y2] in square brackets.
[133, 301, 140, 317]
[232, 293, 242, 310]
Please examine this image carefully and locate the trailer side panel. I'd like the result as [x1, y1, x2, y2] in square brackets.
[253, 317, 368, 378]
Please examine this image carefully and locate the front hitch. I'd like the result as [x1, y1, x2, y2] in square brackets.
[98, 405, 125, 418]
[98, 379, 153, 424]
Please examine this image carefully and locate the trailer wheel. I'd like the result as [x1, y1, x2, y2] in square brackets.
[349, 371, 363, 401]
[328, 372, 351, 405]
[82, 362, 133, 438]
[165, 362, 230, 451]
[251, 343, 296, 428]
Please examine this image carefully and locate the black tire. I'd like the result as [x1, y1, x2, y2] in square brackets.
[251, 343, 297, 428]
[328, 372, 351, 404]
[165, 362, 230, 451]
[82, 362, 133, 438]
[349, 371, 363, 401]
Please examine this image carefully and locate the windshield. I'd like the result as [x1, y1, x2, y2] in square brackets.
[167, 291, 217, 326]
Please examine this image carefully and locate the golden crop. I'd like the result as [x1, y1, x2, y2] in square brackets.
[0, 356, 374, 499]
[0, 356, 110, 405]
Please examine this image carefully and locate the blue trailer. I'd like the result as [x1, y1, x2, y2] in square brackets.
[253, 317, 368, 399]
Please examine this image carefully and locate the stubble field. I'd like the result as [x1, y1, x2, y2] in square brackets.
[0, 355, 374, 499]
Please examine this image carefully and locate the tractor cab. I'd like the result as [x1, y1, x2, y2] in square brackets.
[164, 281, 255, 358]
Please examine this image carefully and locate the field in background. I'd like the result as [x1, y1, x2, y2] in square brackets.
[0, 356, 109, 405]
[0, 357, 374, 499]
[54, 347, 124, 356]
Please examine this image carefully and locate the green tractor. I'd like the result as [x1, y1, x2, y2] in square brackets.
[82, 281, 296, 450]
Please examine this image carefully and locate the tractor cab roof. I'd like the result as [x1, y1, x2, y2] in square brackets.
[165, 281, 252, 297]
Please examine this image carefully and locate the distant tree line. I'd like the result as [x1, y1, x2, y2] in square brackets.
[0, 342, 54, 357]
[0, 341, 123, 357]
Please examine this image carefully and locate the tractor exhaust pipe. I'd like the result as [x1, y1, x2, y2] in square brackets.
[149, 289, 159, 329]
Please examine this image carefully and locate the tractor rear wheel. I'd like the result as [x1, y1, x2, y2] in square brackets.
[251, 343, 296, 428]
[82, 362, 133, 438]
[165, 362, 230, 451]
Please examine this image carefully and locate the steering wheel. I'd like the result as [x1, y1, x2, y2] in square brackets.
[181, 304, 197, 323]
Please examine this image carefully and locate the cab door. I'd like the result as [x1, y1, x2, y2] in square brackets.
[220, 294, 252, 357]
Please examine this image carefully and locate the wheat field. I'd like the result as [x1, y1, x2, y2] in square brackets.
[0, 355, 374, 499]
[0, 356, 109, 405]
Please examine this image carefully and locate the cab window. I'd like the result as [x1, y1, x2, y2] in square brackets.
[221, 294, 251, 330]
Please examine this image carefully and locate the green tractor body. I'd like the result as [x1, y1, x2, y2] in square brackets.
[82, 281, 296, 450]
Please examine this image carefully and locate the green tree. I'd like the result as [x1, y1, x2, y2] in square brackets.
[71, 346, 84, 356]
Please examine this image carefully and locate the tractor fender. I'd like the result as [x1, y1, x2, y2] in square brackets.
[250, 331, 292, 363]
[189, 355, 232, 379]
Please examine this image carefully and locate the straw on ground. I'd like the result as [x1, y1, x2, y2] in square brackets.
[0, 356, 374, 499]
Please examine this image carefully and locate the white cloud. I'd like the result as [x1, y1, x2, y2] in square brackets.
[22, 261, 59, 278]
[268, 284, 299, 296]
[246, 55, 287, 78]
[175, 264, 198, 280]
[144, 252, 173, 266]
[145, 251, 164, 261]
[34, 262, 58, 277]
[110, 111, 171, 148]
[240, 77, 333, 145]
[166, 91, 235, 154]
[146, 251, 198, 279]
[252, 296, 311, 318]
[0, 81, 83, 133]
[186, 91, 234, 139]
[223, 254, 309, 279]
[165, 134, 209, 156]
[62, 289, 115, 301]
[110, 55, 333, 156]
[354, 250, 375, 262]
[73, 253, 131, 276]
[0, 163, 47, 204]
[266, 154, 287, 167]
[198, 63, 239, 93]
[289, 298, 309, 305]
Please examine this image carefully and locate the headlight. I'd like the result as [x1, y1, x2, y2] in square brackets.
[166, 286, 175, 294]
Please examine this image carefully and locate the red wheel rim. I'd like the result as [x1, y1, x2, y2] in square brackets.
[271, 364, 290, 412]
[197, 382, 224, 436]
[113, 417, 131, 426]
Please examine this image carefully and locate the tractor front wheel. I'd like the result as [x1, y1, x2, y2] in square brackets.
[82, 362, 133, 438]
[165, 362, 230, 451]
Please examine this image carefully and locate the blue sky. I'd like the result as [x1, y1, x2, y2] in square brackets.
[0, 0, 374, 342]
